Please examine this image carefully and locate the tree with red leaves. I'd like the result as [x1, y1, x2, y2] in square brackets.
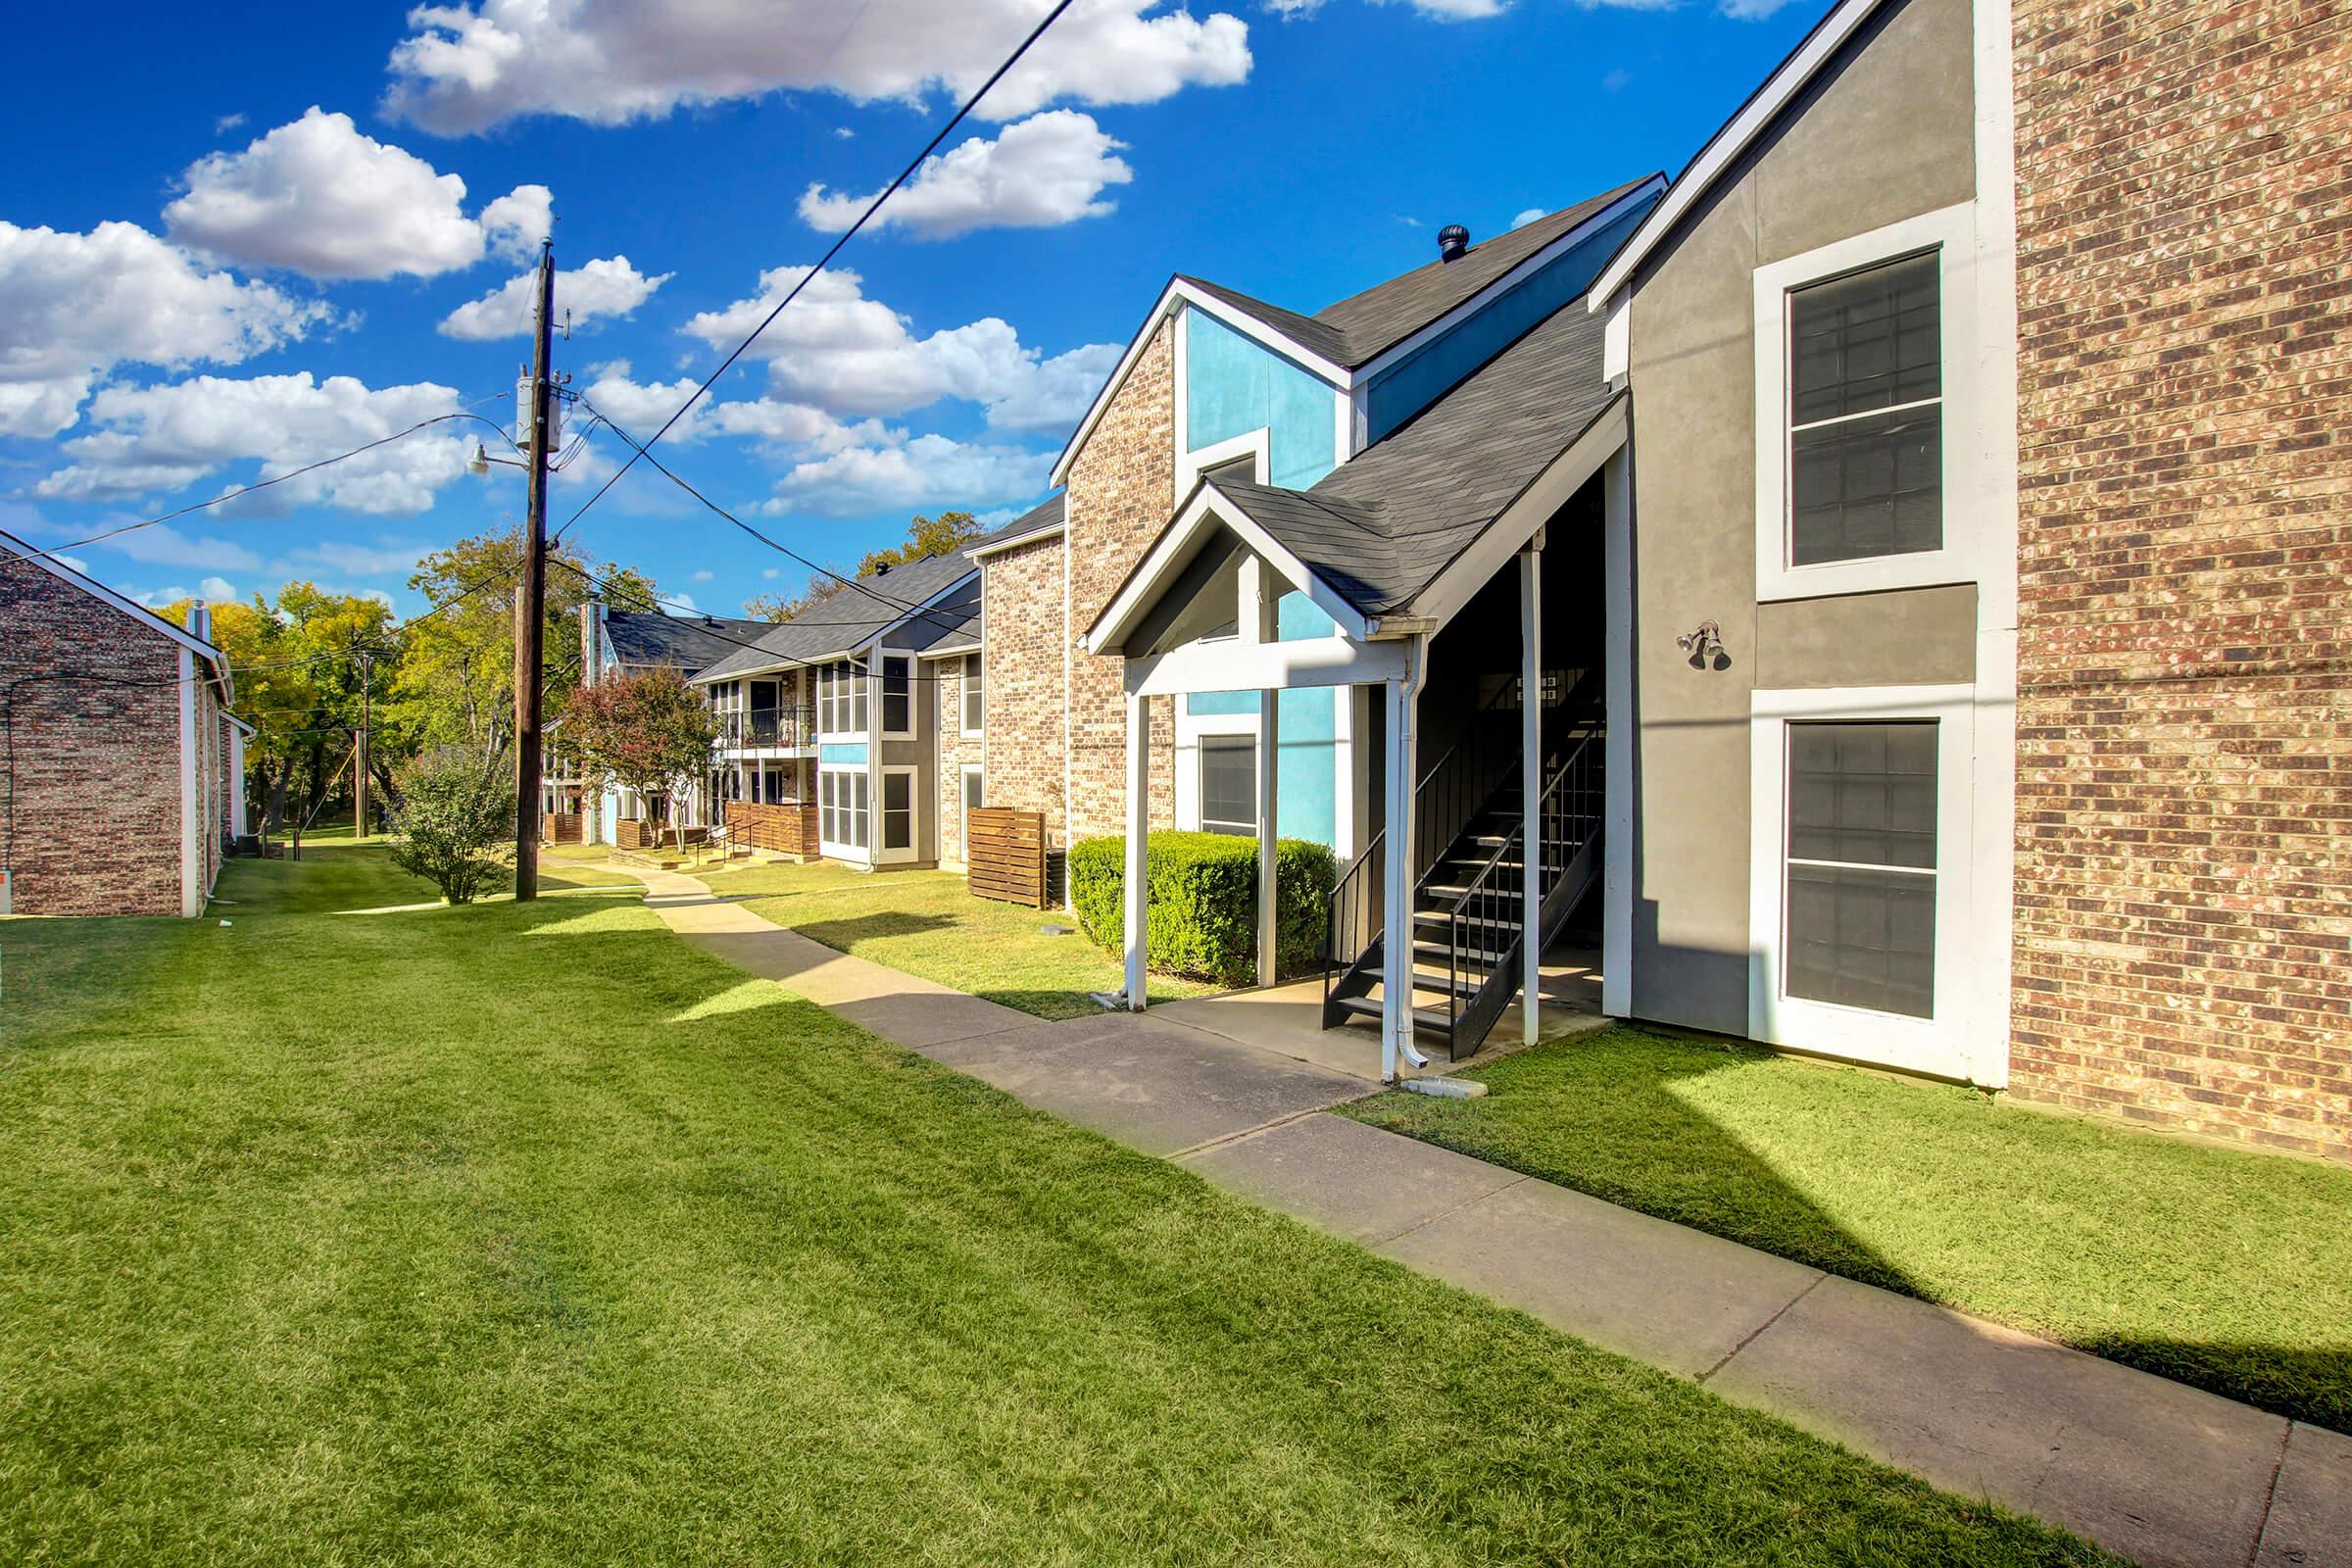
[561, 667, 719, 853]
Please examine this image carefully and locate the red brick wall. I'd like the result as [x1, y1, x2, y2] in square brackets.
[980, 534, 1069, 844]
[2010, 0, 2352, 1156]
[1063, 321, 1177, 845]
[0, 560, 191, 915]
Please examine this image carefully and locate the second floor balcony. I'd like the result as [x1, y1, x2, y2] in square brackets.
[717, 705, 816, 751]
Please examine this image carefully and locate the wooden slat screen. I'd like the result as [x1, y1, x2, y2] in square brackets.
[726, 800, 816, 857]
[966, 807, 1047, 908]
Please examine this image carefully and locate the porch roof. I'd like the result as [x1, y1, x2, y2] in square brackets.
[1149, 293, 1619, 629]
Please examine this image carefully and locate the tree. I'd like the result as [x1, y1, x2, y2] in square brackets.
[560, 668, 720, 852]
[387, 747, 514, 905]
[394, 526, 659, 753]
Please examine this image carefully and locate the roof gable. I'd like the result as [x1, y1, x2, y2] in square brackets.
[1, 530, 232, 690]
[690, 550, 979, 683]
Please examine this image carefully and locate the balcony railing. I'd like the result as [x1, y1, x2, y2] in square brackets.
[717, 706, 815, 750]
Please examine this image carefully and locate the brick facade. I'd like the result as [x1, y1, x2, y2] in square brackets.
[980, 532, 1070, 843]
[0, 559, 226, 916]
[2010, 0, 2352, 1156]
[1062, 320, 1177, 845]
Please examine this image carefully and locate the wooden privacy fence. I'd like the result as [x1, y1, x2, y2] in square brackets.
[541, 812, 585, 845]
[967, 807, 1047, 908]
[727, 800, 818, 858]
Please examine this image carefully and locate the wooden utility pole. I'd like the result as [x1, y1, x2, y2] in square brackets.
[354, 650, 372, 838]
[514, 239, 555, 900]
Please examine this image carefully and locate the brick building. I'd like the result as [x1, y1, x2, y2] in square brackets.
[0, 535, 242, 917]
[966, 0, 2346, 1154]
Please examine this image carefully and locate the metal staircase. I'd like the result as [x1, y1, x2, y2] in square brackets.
[1322, 676, 1604, 1060]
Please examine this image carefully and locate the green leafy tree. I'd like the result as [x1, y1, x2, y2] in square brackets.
[387, 746, 515, 904]
[560, 667, 719, 852]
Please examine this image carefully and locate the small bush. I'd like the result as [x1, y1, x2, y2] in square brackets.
[1070, 831, 1337, 987]
[388, 747, 514, 905]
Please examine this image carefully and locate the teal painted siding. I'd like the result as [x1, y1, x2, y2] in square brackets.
[1362, 197, 1656, 443]
[1183, 593, 1344, 848]
[817, 744, 868, 767]
[1184, 310, 1339, 490]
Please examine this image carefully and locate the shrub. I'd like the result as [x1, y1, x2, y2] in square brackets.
[388, 747, 514, 905]
[1070, 831, 1338, 987]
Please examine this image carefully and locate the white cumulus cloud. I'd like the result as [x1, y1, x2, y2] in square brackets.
[800, 111, 1131, 240]
[0, 220, 328, 437]
[37, 372, 471, 515]
[763, 433, 1051, 517]
[165, 108, 551, 280]
[383, 0, 1250, 133]
[439, 255, 670, 340]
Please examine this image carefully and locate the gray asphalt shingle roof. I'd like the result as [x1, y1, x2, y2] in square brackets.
[1210, 294, 1618, 617]
[964, 491, 1063, 553]
[603, 611, 777, 676]
[691, 549, 978, 683]
[1178, 176, 1655, 370]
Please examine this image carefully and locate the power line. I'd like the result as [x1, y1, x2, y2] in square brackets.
[553, 0, 1080, 543]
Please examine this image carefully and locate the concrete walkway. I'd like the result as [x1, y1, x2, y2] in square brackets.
[617, 864, 2347, 1568]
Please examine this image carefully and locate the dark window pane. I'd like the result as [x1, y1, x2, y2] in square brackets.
[962, 654, 983, 731]
[1200, 737, 1256, 834]
[1788, 721, 1937, 868]
[1791, 407, 1941, 565]
[883, 771, 911, 851]
[1786, 864, 1936, 1017]
[1790, 253, 1939, 423]
[882, 657, 910, 733]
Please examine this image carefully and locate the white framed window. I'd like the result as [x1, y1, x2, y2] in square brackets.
[816, 662, 868, 738]
[818, 766, 869, 854]
[877, 765, 917, 862]
[958, 762, 984, 858]
[1199, 735, 1257, 836]
[960, 653, 983, 736]
[1747, 685, 1981, 1082]
[1753, 202, 1980, 602]
[879, 654, 911, 736]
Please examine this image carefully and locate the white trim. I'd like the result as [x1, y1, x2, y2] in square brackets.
[1086, 480, 1372, 653]
[876, 763, 920, 865]
[1125, 635, 1409, 699]
[3, 529, 233, 699]
[959, 651, 984, 738]
[1407, 397, 1629, 631]
[1254, 694, 1279, 987]
[228, 717, 250, 839]
[918, 640, 981, 661]
[1746, 684, 1997, 1084]
[1600, 449, 1634, 1018]
[956, 760, 985, 869]
[1170, 305, 1190, 506]
[1602, 291, 1631, 386]
[1590, 0, 1894, 307]
[878, 652, 914, 738]
[1174, 426, 1268, 498]
[963, 516, 1064, 560]
[177, 648, 202, 917]
[1751, 202, 1982, 603]
[1122, 691, 1149, 1007]
[817, 760, 873, 861]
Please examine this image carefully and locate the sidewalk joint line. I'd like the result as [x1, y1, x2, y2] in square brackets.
[2244, 1420, 2295, 1568]
[1168, 1106, 1332, 1161]
[1696, 1271, 1826, 1385]
[1365, 1173, 1532, 1249]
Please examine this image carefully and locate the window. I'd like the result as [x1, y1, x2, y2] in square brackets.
[959, 764, 984, 844]
[880, 655, 911, 735]
[819, 768, 868, 850]
[817, 662, 868, 736]
[881, 770, 913, 852]
[1199, 736, 1257, 836]
[960, 653, 983, 735]
[1788, 253, 1941, 567]
[1784, 721, 1937, 1018]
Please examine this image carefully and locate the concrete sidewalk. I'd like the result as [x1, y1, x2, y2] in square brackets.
[618, 864, 2347, 1568]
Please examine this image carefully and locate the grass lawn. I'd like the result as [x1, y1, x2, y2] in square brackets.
[695, 858, 1215, 1019]
[1343, 1025, 2352, 1432]
[0, 849, 2112, 1566]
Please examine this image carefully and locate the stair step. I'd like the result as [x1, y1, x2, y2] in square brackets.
[1415, 908, 1525, 931]
[1332, 994, 1453, 1037]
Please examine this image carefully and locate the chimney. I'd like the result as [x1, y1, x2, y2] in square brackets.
[187, 599, 212, 643]
[1438, 224, 1470, 263]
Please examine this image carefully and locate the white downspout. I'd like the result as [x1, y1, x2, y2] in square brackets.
[1381, 633, 1430, 1080]
[1521, 543, 1544, 1044]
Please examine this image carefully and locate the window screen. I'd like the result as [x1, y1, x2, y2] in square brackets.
[1784, 721, 1936, 1018]
[1200, 736, 1256, 836]
[1788, 252, 1941, 566]
[962, 654, 983, 733]
[882, 771, 912, 851]
[881, 656, 910, 734]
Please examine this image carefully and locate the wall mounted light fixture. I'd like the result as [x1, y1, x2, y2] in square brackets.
[1677, 619, 1729, 670]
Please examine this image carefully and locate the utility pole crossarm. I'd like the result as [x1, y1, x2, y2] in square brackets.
[514, 239, 555, 901]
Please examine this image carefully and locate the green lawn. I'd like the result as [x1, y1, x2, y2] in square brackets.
[0, 849, 2111, 1566]
[696, 858, 1214, 1019]
[1343, 1025, 2352, 1431]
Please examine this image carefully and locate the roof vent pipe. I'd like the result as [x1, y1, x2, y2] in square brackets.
[1438, 224, 1470, 262]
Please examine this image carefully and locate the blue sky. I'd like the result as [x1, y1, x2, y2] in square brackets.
[2, 0, 1819, 618]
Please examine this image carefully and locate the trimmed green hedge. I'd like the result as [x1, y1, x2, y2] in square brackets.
[1069, 831, 1337, 987]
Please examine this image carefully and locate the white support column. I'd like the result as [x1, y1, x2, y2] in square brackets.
[177, 648, 201, 917]
[228, 724, 249, 839]
[1123, 689, 1150, 1010]
[1601, 448, 1635, 1020]
[1521, 545, 1543, 1044]
[1380, 638, 1426, 1080]
[863, 650, 882, 865]
[1256, 689, 1280, 988]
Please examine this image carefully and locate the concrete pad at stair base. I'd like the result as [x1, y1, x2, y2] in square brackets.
[913, 1010, 1367, 1158]
[1181, 1113, 1526, 1244]
[1372, 1175, 1823, 1380]
[1703, 1274, 2286, 1568]
[2257, 1421, 2352, 1568]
